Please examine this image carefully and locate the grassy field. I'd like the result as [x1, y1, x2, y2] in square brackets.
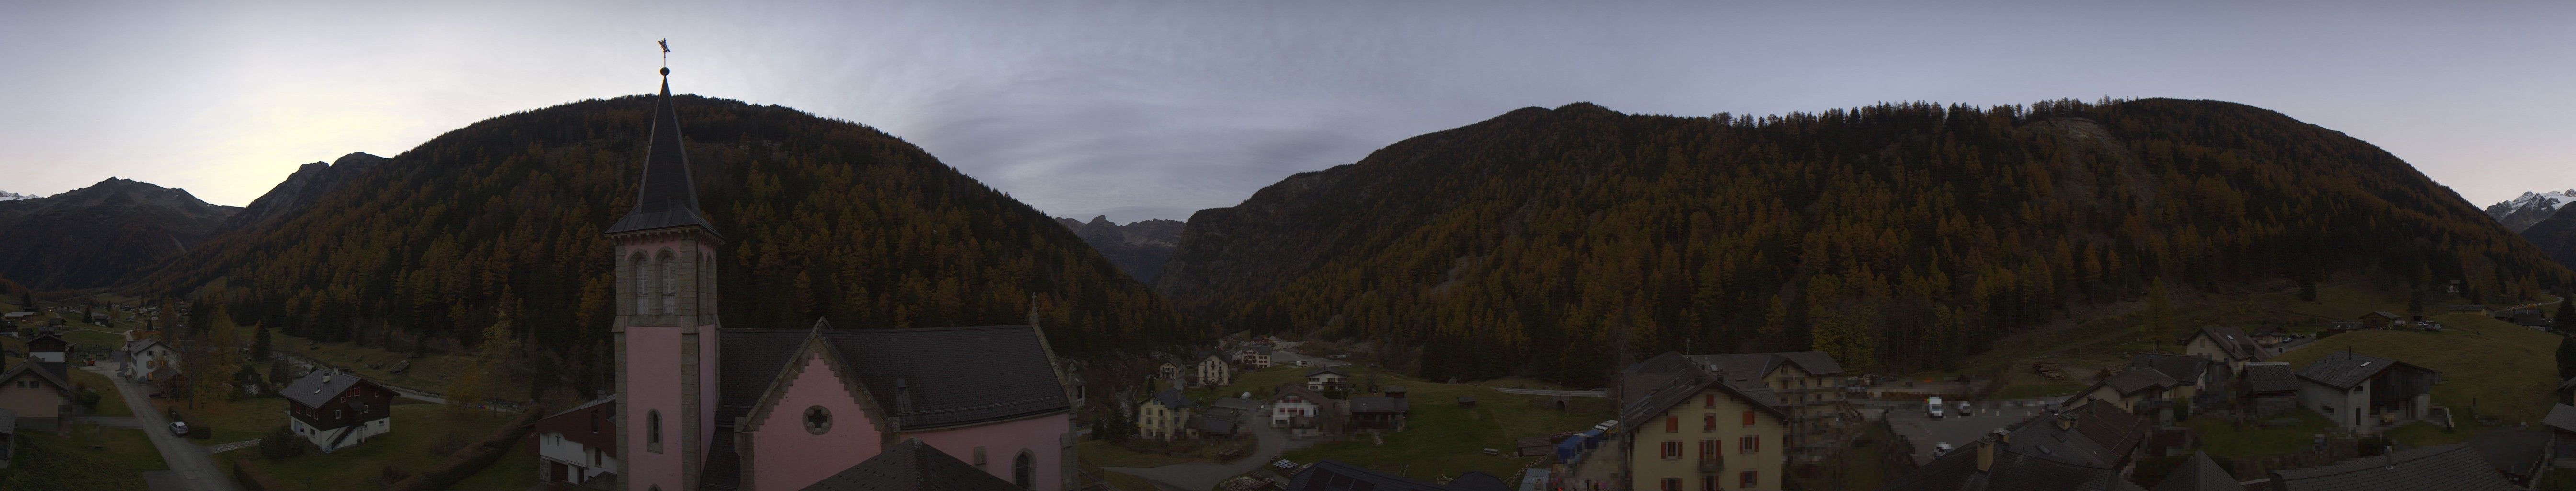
[2185, 411, 2335, 458]
[267, 327, 512, 401]
[2268, 312, 2559, 423]
[62, 422, 171, 472]
[244, 404, 522, 489]
[447, 438, 542, 491]
[1, 431, 156, 490]
[70, 368, 132, 417]
[1281, 365, 1610, 480]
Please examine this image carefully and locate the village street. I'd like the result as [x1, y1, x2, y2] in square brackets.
[1104, 412, 1312, 491]
[87, 364, 242, 491]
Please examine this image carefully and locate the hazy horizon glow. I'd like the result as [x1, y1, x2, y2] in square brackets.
[4, 1, 2572, 222]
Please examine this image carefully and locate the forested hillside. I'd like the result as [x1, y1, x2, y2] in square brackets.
[1160, 98, 2571, 386]
[0, 178, 240, 289]
[131, 93, 1200, 395]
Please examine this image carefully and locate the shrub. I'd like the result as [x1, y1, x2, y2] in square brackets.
[258, 425, 305, 460]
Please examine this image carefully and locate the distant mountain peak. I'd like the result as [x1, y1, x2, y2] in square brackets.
[1054, 215, 1185, 282]
[2486, 188, 2576, 232]
[0, 191, 38, 201]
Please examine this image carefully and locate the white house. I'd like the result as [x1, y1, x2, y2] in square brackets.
[1195, 352, 1233, 388]
[529, 397, 618, 487]
[282, 370, 396, 452]
[121, 339, 177, 381]
[1305, 366, 1350, 392]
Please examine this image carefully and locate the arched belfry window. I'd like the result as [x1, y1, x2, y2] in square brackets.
[659, 251, 678, 315]
[632, 253, 651, 315]
[647, 409, 662, 445]
[1013, 450, 1035, 489]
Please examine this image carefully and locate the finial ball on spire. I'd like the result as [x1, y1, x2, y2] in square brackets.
[661, 67, 671, 76]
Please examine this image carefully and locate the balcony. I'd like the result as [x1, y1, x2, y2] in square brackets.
[1698, 459, 1725, 473]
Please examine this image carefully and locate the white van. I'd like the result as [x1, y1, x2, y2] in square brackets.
[1927, 397, 1945, 419]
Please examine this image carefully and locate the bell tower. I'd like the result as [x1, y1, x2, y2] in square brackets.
[608, 60, 724, 491]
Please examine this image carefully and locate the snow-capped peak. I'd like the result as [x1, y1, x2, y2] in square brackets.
[0, 191, 38, 201]
[2509, 190, 2576, 209]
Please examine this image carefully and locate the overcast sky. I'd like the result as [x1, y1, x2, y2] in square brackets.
[3, 1, 2570, 222]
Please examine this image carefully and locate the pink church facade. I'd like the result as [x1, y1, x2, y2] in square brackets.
[608, 70, 1075, 491]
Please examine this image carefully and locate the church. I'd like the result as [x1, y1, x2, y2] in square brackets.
[607, 67, 1076, 491]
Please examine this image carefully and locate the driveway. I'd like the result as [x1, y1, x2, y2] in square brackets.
[1104, 418, 1312, 491]
[90, 365, 241, 491]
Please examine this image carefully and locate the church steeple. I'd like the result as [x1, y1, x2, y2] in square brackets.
[604, 66, 720, 238]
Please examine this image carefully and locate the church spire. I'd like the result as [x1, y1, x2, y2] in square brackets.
[604, 60, 720, 239]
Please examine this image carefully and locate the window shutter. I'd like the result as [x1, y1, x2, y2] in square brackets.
[1742, 410, 1756, 427]
[1703, 393, 1715, 408]
[1740, 471, 1756, 488]
[1666, 416, 1678, 433]
[1702, 414, 1715, 431]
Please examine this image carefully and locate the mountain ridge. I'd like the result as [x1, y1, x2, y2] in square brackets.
[1159, 98, 2568, 385]
[0, 177, 240, 289]
[1054, 215, 1183, 282]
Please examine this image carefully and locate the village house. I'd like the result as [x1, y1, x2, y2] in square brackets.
[1190, 399, 1259, 441]
[1306, 366, 1351, 392]
[1612, 367, 1789, 491]
[283, 369, 396, 452]
[23, 333, 69, 363]
[1347, 389, 1410, 432]
[527, 397, 618, 487]
[2127, 352, 2220, 409]
[2239, 362, 2299, 416]
[1672, 351, 1853, 461]
[2246, 326, 2288, 347]
[1270, 385, 1341, 439]
[2295, 351, 2439, 434]
[2180, 327, 2264, 372]
[1234, 345, 1274, 369]
[1158, 362, 1182, 381]
[2060, 369, 2177, 416]
[2265, 443, 2516, 491]
[1193, 351, 1233, 388]
[1138, 389, 1197, 441]
[604, 73, 1080, 491]
[2358, 311, 2401, 329]
[1876, 402, 2148, 491]
[0, 363, 70, 431]
[119, 338, 176, 381]
[2541, 404, 2576, 468]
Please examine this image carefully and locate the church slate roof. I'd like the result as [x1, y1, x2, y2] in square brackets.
[2150, 452, 2244, 491]
[603, 78, 719, 238]
[797, 438, 1024, 491]
[2267, 443, 2517, 491]
[720, 325, 1070, 432]
[1289, 460, 1513, 491]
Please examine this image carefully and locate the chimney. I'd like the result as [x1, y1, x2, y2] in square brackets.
[1975, 441, 1997, 472]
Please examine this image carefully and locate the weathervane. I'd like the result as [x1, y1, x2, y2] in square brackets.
[658, 39, 671, 76]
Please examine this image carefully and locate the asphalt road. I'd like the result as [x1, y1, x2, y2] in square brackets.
[1882, 399, 2048, 465]
[92, 365, 242, 491]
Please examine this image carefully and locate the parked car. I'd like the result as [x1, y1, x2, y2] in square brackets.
[167, 421, 188, 436]
[1932, 443, 1955, 457]
[1927, 397, 1945, 419]
[1592, 420, 1620, 432]
[1956, 401, 1972, 416]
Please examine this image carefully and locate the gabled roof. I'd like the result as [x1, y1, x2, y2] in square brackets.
[2151, 452, 2244, 491]
[603, 76, 719, 238]
[2542, 404, 2576, 434]
[1305, 366, 1350, 378]
[1151, 389, 1197, 410]
[281, 369, 377, 408]
[2242, 362, 2297, 394]
[1776, 351, 1847, 375]
[0, 361, 70, 399]
[719, 324, 1070, 432]
[1272, 386, 1338, 407]
[2102, 368, 2178, 396]
[1210, 397, 1263, 413]
[1289, 460, 1512, 491]
[2463, 429, 2550, 480]
[1349, 396, 1409, 414]
[2361, 311, 2402, 320]
[2130, 353, 2209, 386]
[2184, 327, 2261, 362]
[796, 438, 1023, 491]
[2002, 402, 2146, 469]
[22, 333, 66, 350]
[2295, 351, 2438, 391]
[540, 396, 617, 421]
[123, 338, 171, 354]
[2267, 443, 2516, 491]
[1614, 367, 1786, 433]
